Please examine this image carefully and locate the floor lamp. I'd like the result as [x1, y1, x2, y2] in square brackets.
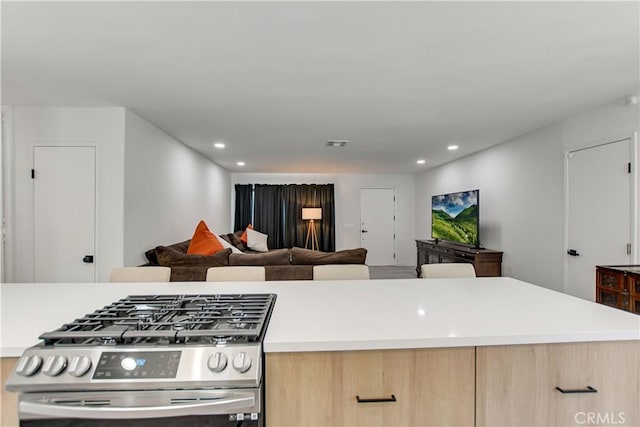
[302, 208, 322, 251]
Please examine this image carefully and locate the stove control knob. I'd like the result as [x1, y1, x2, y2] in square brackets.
[15, 355, 43, 377]
[42, 355, 67, 377]
[207, 352, 228, 373]
[232, 352, 252, 373]
[68, 355, 92, 377]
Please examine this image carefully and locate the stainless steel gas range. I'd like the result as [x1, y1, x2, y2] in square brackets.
[5, 293, 276, 426]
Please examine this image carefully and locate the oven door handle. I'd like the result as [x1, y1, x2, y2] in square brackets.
[20, 394, 255, 420]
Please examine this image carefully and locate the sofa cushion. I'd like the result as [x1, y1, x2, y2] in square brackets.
[145, 239, 191, 265]
[229, 248, 291, 266]
[168, 266, 208, 282]
[228, 233, 247, 252]
[156, 246, 231, 267]
[169, 239, 191, 253]
[216, 234, 243, 254]
[265, 265, 313, 281]
[290, 247, 367, 265]
[144, 248, 159, 265]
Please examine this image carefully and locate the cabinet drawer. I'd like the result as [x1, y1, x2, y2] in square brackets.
[596, 287, 627, 310]
[631, 296, 640, 315]
[596, 269, 625, 292]
[476, 341, 640, 427]
[266, 348, 475, 427]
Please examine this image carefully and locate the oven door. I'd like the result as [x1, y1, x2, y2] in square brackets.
[18, 388, 262, 427]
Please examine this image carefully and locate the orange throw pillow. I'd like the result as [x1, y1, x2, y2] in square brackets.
[187, 220, 224, 256]
[240, 224, 253, 245]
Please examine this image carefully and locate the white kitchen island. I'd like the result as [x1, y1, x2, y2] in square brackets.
[2, 277, 639, 426]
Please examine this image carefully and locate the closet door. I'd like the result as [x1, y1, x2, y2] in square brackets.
[34, 146, 96, 282]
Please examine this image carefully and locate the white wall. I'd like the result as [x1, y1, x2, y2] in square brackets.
[124, 111, 231, 266]
[8, 107, 126, 283]
[231, 173, 416, 266]
[416, 125, 566, 289]
[415, 97, 640, 291]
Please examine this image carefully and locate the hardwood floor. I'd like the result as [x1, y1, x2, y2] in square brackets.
[368, 266, 417, 280]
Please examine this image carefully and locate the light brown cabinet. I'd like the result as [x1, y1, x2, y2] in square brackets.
[267, 341, 639, 427]
[265, 347, 475, 427]
[1, 358, 19, 427]
[476, 341, 640, 427]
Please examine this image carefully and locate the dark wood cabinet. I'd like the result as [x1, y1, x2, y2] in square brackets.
[415, 240, 503, 277]
[596, 265, 640, 314]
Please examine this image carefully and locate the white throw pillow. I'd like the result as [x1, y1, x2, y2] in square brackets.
[246, 228, 269, 252]
[214, 234, 243, 254]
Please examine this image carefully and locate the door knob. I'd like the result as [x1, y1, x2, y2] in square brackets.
[361, 230, 368, 233]
[82, 255, 94, 263]
[566, 249, 580, 257]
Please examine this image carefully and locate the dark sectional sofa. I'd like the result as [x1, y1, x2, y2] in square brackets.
[143, 238, 368, 282]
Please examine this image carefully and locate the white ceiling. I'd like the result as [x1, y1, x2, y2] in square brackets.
[2, 1, 638, 174]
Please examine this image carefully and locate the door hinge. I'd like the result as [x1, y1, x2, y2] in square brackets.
[628, 162, 632, 174]
[393, 215, 395, 221]
[627, 243, 632, 255]
[31, 169, 35, 179]
[393, 196, 396, 202]
[393, 253, 396, 259]
[393, 234, 396, 239]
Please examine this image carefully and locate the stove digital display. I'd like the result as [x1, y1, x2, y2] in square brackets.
[92, 351, 181, 380]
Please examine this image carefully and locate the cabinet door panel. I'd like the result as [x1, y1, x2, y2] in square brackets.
[476, 341, 640, 427]
[1, 358, 19, 427]
[266, 347, 474, 427]
[629, 274, 640, 296]
[596, 269, 625, 292]
[596, 287, 625, 309]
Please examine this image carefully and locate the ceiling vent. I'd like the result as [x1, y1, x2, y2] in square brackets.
[327, 140, 348, 147]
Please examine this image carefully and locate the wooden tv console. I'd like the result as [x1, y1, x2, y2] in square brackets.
[415, 239, 503, 277]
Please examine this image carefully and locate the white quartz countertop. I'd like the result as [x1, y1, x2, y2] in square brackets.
[2, 277, 639, 357]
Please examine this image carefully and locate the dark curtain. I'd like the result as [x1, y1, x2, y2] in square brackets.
[233, 184, 253, 232]
[315, 184, 336, 252]
[250, 183, 335, 251]
[282, 184, 314, 249]
[254, 185, 286, 249]
[282, 184, 335, 251]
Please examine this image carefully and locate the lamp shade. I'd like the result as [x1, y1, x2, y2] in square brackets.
[302, 207, 322, 220]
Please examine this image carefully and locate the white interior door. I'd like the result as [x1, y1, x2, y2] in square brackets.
[360, 188, 396, 265]
[566, 139, 632, 300]
[34, 146, 96, 282]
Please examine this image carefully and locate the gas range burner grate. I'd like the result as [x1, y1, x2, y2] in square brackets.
[40, 294, 276, 346]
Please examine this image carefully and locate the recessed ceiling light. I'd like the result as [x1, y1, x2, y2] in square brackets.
[417, 159, 426, 164]
[448, 145, 459, 151]
[236, 161, 245, 166]
[327, 140, 348, 147]
[213, 142, 225, 149]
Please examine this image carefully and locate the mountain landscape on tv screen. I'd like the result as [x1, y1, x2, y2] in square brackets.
[432, 192, 478, 245]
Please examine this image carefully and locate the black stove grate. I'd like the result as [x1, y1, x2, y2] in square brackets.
[39, 294, 276, 346]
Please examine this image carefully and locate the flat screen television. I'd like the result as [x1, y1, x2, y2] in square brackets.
[431, 189, 479, 247]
